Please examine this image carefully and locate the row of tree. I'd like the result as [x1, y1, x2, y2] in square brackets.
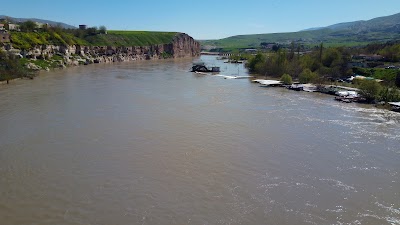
[246, 43, 400, 103]
[358, 41, 400, 62]
[247, 44, 352, 81]
[10, 20, 108, 38]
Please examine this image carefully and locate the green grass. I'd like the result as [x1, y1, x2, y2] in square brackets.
[372, 69, 398, 82]
[353, 67, 398, 82]
[85, 31, 178, 46]
[10, 30, 179, 49]
[11, 31, 89, 49]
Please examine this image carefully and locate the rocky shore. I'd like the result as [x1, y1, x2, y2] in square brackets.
[4, 33, 200, 71]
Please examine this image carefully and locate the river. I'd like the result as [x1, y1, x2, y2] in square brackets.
[0, 55, 399, 225]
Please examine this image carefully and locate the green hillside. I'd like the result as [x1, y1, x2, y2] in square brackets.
[10, 31, 88, 49]
[85, 31, 178, 46]
[202, 12, 400, 51]
[9, 30, 178, 49]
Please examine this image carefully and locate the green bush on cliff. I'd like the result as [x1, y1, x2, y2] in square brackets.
[0, 50, 34, 82]
[161, 52, 173, 59]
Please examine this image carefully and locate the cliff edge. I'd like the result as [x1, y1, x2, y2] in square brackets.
[3, 32, 200, 70]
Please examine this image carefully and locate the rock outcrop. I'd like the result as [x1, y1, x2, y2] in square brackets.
[4, 33, 200, 68]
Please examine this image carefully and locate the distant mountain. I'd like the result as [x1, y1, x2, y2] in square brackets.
[300, 27, 324, 32]
[202, 12, 400, 50]
[0, 15, 76, 29]
[326, 13, 400, 32]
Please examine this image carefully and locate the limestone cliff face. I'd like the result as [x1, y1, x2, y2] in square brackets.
[10, 33, 200, 68]
[169, 33, 201, 58]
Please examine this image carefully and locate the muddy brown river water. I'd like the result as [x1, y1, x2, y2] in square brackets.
[0, 55, 399, 224]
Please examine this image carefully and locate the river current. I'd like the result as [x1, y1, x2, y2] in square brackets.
[0, 55, 399, 224]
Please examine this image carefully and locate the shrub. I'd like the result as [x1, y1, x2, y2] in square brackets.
[0, 50, 34, 82]
[299, 68, 318, 83]
[280, 73, 293, 85]
[357, 80, 382, 102]
[379, 87, 400, 102]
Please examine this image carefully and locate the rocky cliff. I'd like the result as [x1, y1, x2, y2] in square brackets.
[5, 33, 200, 69]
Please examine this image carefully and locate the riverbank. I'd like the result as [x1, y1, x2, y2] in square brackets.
[254, 78, 400, 113]
[0, 32, 200, 82]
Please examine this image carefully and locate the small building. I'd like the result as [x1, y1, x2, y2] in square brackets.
[0, 32, 10, 43]
[191, 62, 220, 73]
[79, 24, 87, 30]
[8, 23, 19, 31]
[0, 24, 4, 30]
[352, 54, 384, 61]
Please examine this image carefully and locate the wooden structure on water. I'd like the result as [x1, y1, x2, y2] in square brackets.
[191, 62, 220, 73]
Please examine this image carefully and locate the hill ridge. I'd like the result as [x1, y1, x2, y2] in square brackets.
[201, 12, 400, 50]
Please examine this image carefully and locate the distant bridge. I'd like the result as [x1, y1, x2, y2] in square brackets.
[200, 52, 234, 57]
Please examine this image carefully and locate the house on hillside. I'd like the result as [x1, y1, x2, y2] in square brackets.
[79, 24, 87, 30]
[0, 24, 4, 30]
[35, 22, 44, 28]
[8, 23, 19, 31]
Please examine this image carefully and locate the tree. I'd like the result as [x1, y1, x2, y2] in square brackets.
[319, 42, 323, 63]
[19, 20, 37, 32]
[288, 42, 295, 60]
[322, 48, 341, 67]
[396, 71, 400, 88]
[299, 53, 321, 72]
[299, 68, 319, 83]
[0, 50, 33, 83]
[272, 44, 280, 52]
[280, 74, 293, 85]
[379, 87, 400, 103]
[87, 27, 98, 35]
[99, 25, 107, 34]
[358, 80, 382, 102]
[246, 53, 266, 73]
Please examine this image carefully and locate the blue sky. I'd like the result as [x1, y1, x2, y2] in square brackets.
[1, 0, 400, 40]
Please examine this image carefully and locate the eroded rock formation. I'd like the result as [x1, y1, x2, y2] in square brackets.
[5, 33, 200, 68]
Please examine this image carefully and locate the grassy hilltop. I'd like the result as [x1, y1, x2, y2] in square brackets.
[85, 31, 178, 47]
[9, 30, 178, 49]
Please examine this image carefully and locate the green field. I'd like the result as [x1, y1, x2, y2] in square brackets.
[87, 31, 178, 46]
